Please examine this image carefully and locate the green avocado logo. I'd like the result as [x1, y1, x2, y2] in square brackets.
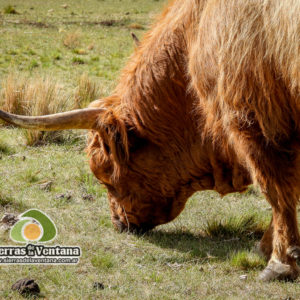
[10, 209, 57, 243]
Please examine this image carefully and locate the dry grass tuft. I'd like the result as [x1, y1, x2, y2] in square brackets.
[0, 75, 72, 145]
[0, 75, 28, 115]
[63, 30, 81, 49]
[74, 73, 102, 109]
[22, 78, 73, 145]
[0, 73, 101, 145]
[128, 23, 144, 30]
[73, 48, 88, 55]
[87, 43, 95, 50]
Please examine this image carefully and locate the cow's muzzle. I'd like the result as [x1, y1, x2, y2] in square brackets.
[113, 218, 154, 235]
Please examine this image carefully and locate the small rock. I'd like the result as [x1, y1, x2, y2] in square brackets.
[166, 262, 183, 269]
[12, 278, 40, 296]
[82, 194, 94, 201]
[239, 274, 247, 280]
[39, 181, 53, 191]
[93, 282, 105, 290]
[100, 20, 115, 26]
[1, 213, 19, 226]
[108, 285, 118, 290]
[55, 193, 71, 200]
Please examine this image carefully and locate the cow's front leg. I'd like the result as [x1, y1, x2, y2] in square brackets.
[259, 190, 300, 281]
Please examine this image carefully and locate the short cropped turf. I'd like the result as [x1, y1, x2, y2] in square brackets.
[1, 0, 300, 299]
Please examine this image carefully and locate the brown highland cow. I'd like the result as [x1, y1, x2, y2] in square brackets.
[0, 0, 299, 281]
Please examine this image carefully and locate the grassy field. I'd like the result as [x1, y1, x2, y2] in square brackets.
[0, 0, 300, 299]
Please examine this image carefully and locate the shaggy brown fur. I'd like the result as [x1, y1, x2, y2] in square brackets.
[0, 0, 295, 281]
[86, 0, 300, 280]
[190, 0, 300, 280]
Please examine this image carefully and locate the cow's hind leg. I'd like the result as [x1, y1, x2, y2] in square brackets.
[257, 216, 273, 260]
[259, 188, 300, 281]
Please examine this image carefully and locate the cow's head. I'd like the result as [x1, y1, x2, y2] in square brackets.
[85, 98, 206, 233]
[0, 100, 212, 233]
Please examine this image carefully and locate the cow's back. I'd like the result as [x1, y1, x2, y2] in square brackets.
[189, 0, 300, 147]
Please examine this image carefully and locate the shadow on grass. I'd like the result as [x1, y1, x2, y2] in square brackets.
[144, 230, 259, 261]
[0, 141, 15, 155]
[143, 216, 266, 262]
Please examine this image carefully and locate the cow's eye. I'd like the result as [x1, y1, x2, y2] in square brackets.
[103, 142, 110, 154]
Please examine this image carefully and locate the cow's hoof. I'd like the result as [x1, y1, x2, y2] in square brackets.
[287, 246, 300, 260]
[258, 260, 296, 282]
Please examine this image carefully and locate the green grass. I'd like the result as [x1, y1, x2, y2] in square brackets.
[0, 0, 161, 89]
[204, 215, 266, 239]
[230, 251, 265, 270]
[3, 5, 18, 14]
[0, 140, 15, 155]
[72, 56, 86, 65]
[91, 249, 116, 269]
[0, 0, 300, 299]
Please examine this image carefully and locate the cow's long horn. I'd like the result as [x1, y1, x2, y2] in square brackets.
[0, 108, 103, 130]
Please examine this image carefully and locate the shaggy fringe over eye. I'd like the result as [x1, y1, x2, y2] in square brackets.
[86, 108, 129, 180]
